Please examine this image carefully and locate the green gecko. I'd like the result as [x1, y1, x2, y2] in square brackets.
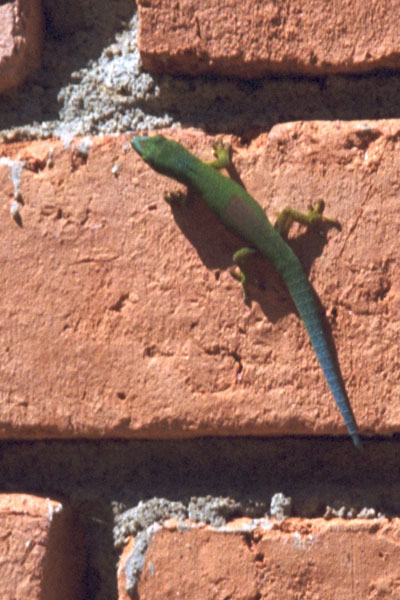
[131, 134, 362, 450]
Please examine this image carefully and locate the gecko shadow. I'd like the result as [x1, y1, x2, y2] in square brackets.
[164, 186, 347, 393]
[166, 187, 339, 320]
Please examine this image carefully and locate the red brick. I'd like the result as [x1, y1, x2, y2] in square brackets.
[0, 494, 84, 600]
[137, 0, 400, 77]
[119, 519, 400, 599]
[0, 125, 398, 440]
[0, 0, 43, 93]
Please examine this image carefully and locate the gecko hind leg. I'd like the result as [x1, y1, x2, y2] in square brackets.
[275, 200, 341, 237]
[230, 247, 259, 303]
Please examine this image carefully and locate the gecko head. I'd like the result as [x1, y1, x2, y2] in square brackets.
[131, 135, 155, 160]
[131, 135, 178, 171]
[131, 135, 193, 183]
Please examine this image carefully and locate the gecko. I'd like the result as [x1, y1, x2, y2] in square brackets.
[131, 134, 362, 450]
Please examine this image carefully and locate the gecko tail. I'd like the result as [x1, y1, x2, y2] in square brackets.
[282, 262, 362, 450]
[351, 433, 363, 451]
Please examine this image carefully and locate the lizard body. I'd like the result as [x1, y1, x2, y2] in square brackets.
[131, 135, 362, 450]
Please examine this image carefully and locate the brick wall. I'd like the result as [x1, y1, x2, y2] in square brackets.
[0, 1, 399, 598]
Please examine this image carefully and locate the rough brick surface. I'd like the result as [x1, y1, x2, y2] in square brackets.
[0, 494, 84, 600]
[0, 0, 43, 93]
[119, 519, 400, 599]
[138, 0, 400, 77]
[0, 125, 398, 440]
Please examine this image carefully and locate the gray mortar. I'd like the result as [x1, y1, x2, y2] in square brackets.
[0, 2, 171, 139]
[114, 498, 188, 549]
[123, 524, 162, 596]
[113, 496, 269, 550]
[270, 492, 292, 520]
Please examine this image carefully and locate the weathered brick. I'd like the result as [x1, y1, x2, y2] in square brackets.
[137, 0, 400, 77]
[0, 494, 84, 600]
[0, 0, 43, 93]
[118, 519, 400, 599]
[0, 125, 398, 440]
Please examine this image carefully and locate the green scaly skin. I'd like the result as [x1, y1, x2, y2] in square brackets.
[131, 134, 362, 450]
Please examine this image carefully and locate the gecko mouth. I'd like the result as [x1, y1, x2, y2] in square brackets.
[131, 136, 150, 155]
